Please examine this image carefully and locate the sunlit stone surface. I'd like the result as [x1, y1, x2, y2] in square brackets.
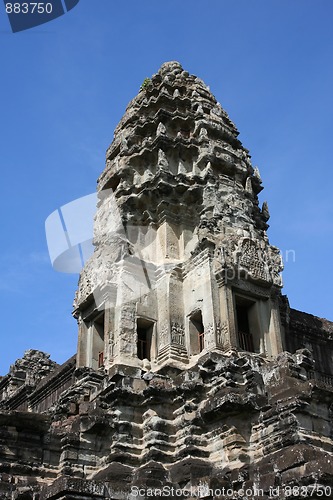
[1, 62, 333, 499]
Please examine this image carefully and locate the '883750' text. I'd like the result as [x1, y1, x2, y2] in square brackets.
[5, 3, 53, 14]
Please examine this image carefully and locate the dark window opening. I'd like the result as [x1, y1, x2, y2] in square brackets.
[98, 351, 104, 368]
[190, 310, 205, 354]
[93, 313, 105, 369]
[199, 331, 205, 352]
[137, 318, 154, 361]
[235, 299, 255, 352]
[137, 329, 148, 360]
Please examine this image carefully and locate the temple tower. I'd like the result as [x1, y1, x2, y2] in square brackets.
[73, 61, 284, 372]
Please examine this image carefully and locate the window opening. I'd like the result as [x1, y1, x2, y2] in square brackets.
[137, 318, 154, 361]
[93, 313, 105, 368]
[98, 351, 104, 368]
[235, 298, 255, 352]
[190, 310, 205, 354]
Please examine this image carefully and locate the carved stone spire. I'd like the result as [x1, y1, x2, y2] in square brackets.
[98, 61, 268, 233]
[74, 62, 284, 372]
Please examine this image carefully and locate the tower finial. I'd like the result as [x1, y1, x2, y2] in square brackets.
[158, 61, 183, 77]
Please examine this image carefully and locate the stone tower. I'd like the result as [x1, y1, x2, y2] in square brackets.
[74, 61, 284, 372]
[1, 62, 333, 499]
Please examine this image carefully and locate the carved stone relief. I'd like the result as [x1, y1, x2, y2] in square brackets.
[159, 324, 169, 347]
[239, 239, 267, 282]
[216, 321, 229, 347]
[171, 323, 185, 346]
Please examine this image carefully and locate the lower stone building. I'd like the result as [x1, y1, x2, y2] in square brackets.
[0, 62, 333, 499]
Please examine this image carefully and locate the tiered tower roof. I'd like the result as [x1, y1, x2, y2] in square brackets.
[98, 61, 268, 234]
[75, 61, 282, 312]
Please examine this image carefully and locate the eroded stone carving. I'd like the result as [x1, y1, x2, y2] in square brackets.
[159, 324, 169, 347]
[239, 238, 268, 282]
[216, 321, 229, 347]
[171, 322, 185, 346]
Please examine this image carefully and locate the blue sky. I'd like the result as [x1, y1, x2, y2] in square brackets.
[1, 0, 332, 374]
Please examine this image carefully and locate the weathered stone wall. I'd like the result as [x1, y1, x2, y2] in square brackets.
[0, 352, 76, 413]
[0, 348, 333, 498]
[280, 296, 333, 376]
